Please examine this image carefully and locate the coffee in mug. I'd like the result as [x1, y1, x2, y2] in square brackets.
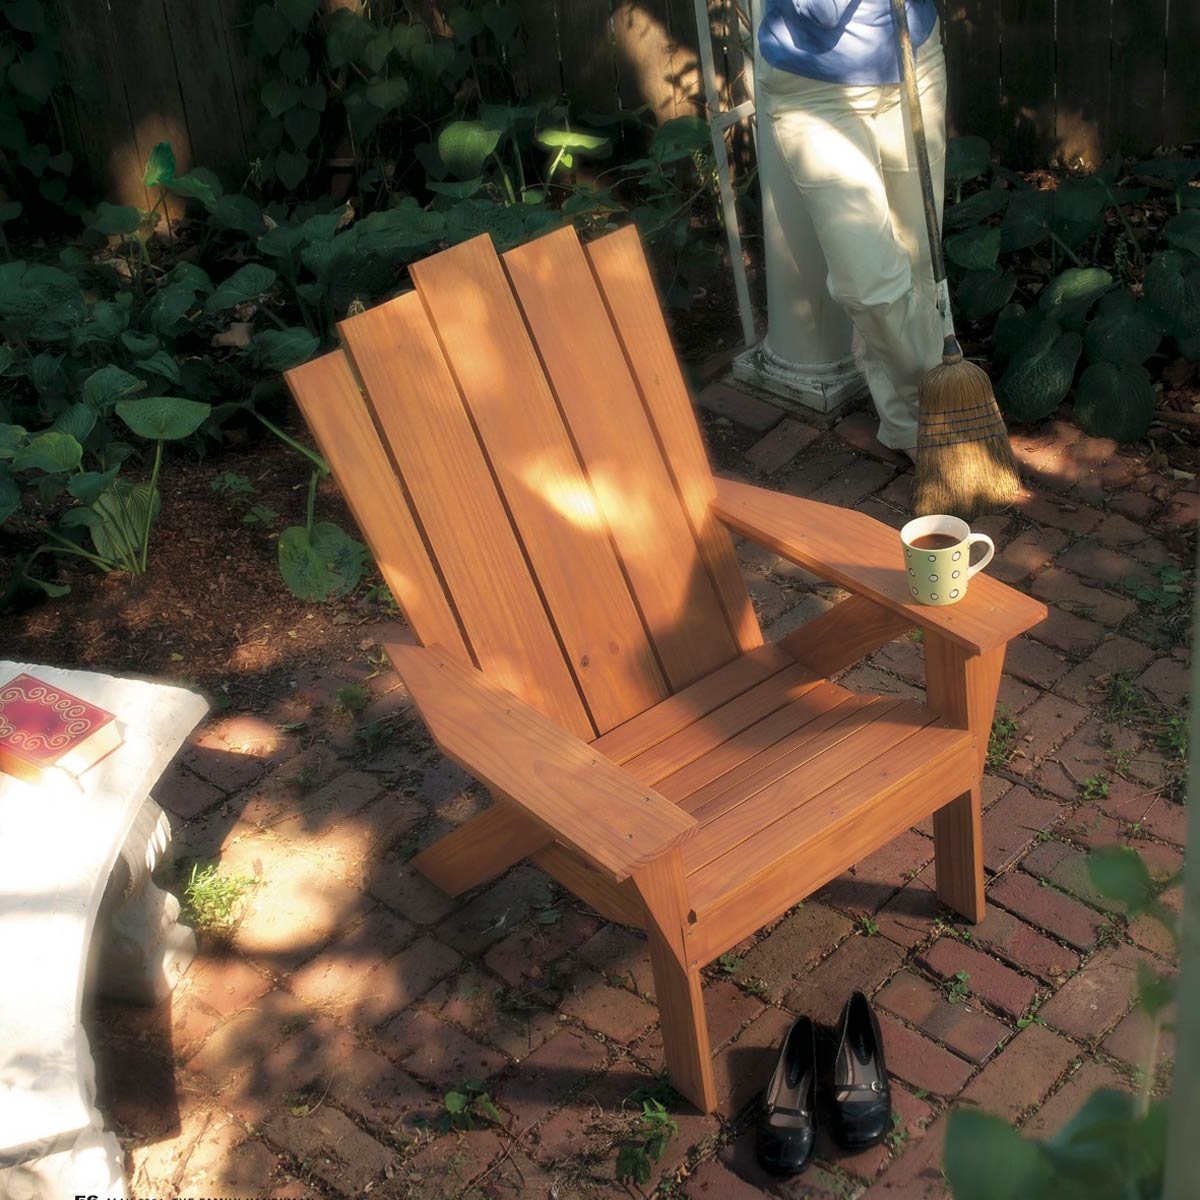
[900, 515, 994, 606]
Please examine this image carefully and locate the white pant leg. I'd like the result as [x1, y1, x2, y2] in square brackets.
[760, 32, 947, 450]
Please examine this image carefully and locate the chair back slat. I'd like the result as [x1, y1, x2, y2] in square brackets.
[336, 289, 594, 738]
[583, 228, 762, 656]
[408, 236, 670, 734]
[285, 350, 469, 659]
[502, 226, 740, 691]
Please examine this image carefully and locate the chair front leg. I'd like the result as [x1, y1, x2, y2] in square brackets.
[633, 850, 717, 1114]
[924, 640, 1006, 923]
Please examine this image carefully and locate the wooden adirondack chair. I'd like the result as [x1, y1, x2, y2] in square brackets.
[285, 224, 1045, 1113]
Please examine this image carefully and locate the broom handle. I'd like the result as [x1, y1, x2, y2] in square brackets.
[889, 0, 961, 360]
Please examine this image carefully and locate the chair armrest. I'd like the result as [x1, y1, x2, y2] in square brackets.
[712, 478, 1047, 655]
[386, 643, 696, 883]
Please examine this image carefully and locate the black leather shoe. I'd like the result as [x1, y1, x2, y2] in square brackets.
[756, 1015, 817, 1175]
[828, 991, 891, 1150]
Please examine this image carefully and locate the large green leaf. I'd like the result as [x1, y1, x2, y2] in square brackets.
[945, 225, 1001, 271]
[1001, 189, 1052, 252]
[943, 188, 1009, 231]
[88, 479, 159, 570]
[1038, 267, 1114, 331]
[67, 465, 120, 505]
[438, 120, 502, 179]
[83, 365, 145, 409]
[1083, 302, 1161, 366]
[143, 281, 200, 336]
[992, 303, 1042, 371]
[955, 267, 1016, 321]
[1073, 362, 1155, 443]
[210, 194, 266, 237]
[142, 141, 176, 188]
[87, 201, 141, 236]
[535, 128, 612, 158]
[654, 116, 711, 163]
[997, 321, 1082, 422]
[248, 327, 319, 371]
[945, 135, 992, 185]
[121, 330, 159, 358]
[204, 264, 278, 313]
[0, 424, 27, 458]
[1052, 177, 1108, 226]
[278, 520, 367, 600]
[0, 473, 18, 524]
[1164, 209, 1200, 258]
[137, 349, 182, 385]
[13, 430, 83, 473]
[116, 396, 211, 441]
[166, 168, 223, 209]
[52, 402, 97, 443]
[944, 1109, 1052, 1200]
[1144, 249, 1200, 337]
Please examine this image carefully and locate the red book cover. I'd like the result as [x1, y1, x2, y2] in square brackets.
[0, 673, 123, 784]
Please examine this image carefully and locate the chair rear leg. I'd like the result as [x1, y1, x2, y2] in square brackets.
[634, 851, 717, 1114]
[933, 783, 985, 922]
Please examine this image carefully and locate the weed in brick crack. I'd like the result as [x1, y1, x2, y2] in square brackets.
[1080, 773, 1111, 801]
[885, 1110, 909, 1154]
[180, 861, 259, 941]
[945, 969, 971, 1005]
[714, 952, 744, 976]
[987, 704, 1019, 769]
[614, 1099, 679, 1186]
[858, 915, 881, 937]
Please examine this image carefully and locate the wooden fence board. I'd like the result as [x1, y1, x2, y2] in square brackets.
[997, 0, 1056, 166]
[1054, 0, 1113, 167]
[1165, 0, 1200, 147]
[1111, 0, 1168, 158]
[667, 0, 704, 117]
[518, 0, 564, 98]
[613, 0, 678, 123]
[556, 0, 620, 116]
[942, 0, 1001, 144]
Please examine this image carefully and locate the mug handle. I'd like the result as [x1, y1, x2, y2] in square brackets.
[966, 533, 995, 577]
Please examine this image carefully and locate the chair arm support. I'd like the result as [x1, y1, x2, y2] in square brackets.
[387, 643, 697, 883]
[712, 478, 1046, 655]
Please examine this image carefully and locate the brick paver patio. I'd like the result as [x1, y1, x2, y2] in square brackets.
[86, 383, 1190, 1199]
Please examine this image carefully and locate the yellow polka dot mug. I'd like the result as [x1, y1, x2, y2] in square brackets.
[900, 515, 994, 606]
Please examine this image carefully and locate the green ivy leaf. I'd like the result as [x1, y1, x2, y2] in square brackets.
[283, 104, 320, 149]
[252, 4, 291, 55]
[87, 201, 141, 236]
[6, 0, 47, 34]
[8, 49, 55, 104]
[13, 430, 83, 473]
[276, 149, 308, 191]
[277, 0, 318, 32]
[205, 263, 278, 313]
[365, 76, 408, 111]
[438, 120, 501, 179]
[363, 30, 393, 73]
[248, 327, 319, 370]
[278, 43, 309, 81]
[426, 177, 485, 199]
[142, 141, 176, 188]
[261, 79, 298, 118]
[300, 82, 326, 110]
[0, 199, 21, 224]
[278, 520, 366, 600]
[116, 396, 211, 441]
[326, 7, 375, 67]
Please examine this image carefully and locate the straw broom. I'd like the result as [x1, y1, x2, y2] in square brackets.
[890, 0, 1020, 520]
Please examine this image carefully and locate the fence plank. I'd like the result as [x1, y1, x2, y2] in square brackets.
[1111, 0, 1167, 159]
[556, 0, 620, 116]
[519, 0, 564, 98]
[667, 0, 704, 117]
[614, 0, 678, 123]
[163, 2, 250, 181]
[1165, 0, 1200, 147]
[54, 1, 146, 207]
[943, 2, 1001, 146]
[997, 0, 1055, 166]
[1054, 0, 1113, 167]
